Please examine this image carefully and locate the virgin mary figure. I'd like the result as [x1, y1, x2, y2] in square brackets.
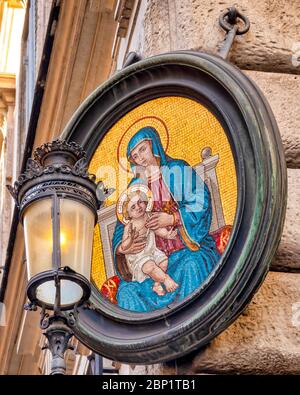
[112, 127, 220, 312]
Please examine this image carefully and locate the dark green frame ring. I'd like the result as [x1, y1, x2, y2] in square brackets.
[60, 51, 287, 364]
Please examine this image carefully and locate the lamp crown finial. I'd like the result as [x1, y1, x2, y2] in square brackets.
[33, 139, 86, 165]
[6, 139, 97, 208]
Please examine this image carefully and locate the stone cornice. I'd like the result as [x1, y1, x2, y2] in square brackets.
[114, 0, 135, 38]
[0, 73, 15, 88]
[4, 1, 26, 9]
[0, 73, 16, 107]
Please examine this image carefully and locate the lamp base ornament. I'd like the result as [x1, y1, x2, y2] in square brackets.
[40, 306, 76, 375]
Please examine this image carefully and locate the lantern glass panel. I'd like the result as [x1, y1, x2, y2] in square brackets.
[59, 198, 94, 279]
[23, 196, 95, 307]
[36, 280, 83, 307]
[23, 198, 53, 280]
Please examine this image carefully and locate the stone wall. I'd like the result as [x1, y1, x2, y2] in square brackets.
[142, 0, 300, 74]
[125, 0, 300, 375]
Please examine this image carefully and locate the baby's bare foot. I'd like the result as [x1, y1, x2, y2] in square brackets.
[152, 282, 166, 296]
[163, 275, 179, 293]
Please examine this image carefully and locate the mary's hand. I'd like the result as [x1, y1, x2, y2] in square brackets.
[145, 212, 174, 230]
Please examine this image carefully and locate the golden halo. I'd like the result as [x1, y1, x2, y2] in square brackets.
[116, 184, 153, 225]
[117, 116, 169, 174]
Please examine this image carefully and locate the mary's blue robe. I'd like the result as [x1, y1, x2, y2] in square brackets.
[112, 127, 220, 312]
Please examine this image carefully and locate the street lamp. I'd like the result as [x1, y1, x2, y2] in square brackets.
[7, 139, 99, 375]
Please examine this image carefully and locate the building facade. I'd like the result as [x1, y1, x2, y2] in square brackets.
[0, 0, 299, 375]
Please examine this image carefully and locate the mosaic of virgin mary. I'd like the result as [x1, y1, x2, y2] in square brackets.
[112, 127, 220, 312]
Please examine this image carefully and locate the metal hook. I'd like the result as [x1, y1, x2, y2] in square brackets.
[218, 6, 250, 59]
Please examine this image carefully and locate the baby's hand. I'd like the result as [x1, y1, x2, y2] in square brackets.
[128, 222, 137, 240]
[122, 223, 137, 249]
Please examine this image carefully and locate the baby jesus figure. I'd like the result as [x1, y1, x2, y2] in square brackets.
[120, 189, 179, 296]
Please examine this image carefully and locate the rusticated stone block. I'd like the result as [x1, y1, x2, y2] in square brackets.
[190, 272, 300, 374]
[132, 272, 300, 375]
[142, 0, 300, 74]
[271, 169, 300, 271]
[244, 71, 300, 168]
[134, 272, 300, 375]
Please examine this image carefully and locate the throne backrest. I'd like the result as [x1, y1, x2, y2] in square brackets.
[97, 147, 225, 278]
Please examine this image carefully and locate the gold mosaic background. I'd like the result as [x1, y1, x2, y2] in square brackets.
[89, 96, 237, 290]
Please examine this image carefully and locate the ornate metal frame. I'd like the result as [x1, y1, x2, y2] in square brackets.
[60, 51, 287, 364]
[8, 140, 98, 216]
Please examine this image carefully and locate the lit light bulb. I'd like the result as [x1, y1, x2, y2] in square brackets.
[60, 232, 67, 246]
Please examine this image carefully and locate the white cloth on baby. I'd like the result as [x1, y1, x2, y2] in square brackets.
[125, 229, 167, 283]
